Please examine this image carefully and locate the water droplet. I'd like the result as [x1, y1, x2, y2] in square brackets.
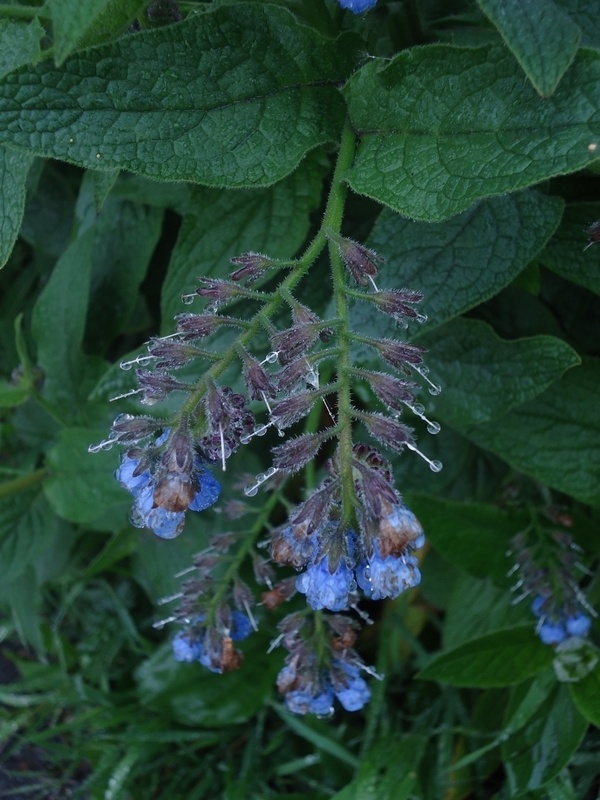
[255, 425, 268, 437]
[181, 294, 195, 305]
[141, 396, 159, 406]
[265, 466, 278, 478]
[256, 473, 266, 483]
[412, 403, 425, 416]
[88, 438, 114, 453]
[427, 421, 441, 435]
[244, 484, 259, 497]
[416, 312, 428, 323]
[417, 365, 429, 377]
[265, 351, 279, 364]
[428, 384, 442, 396]
[240, 433, 251, 445]
[429, 460, 443, 473]
[120, 360, 134, 371]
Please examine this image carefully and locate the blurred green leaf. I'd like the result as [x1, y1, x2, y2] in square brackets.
[0, 8, 359, 186]
[44, 427, 129, 528]
[420, 318, 580, 427]
[136, 641, 279, 727]
[466, 359, 600, 507]
[0, 145, 33, 269]
[476, 0, 580, 96]
[345, 46, 600, 220]
[406, 494, 524, 586]
[418, 627, 553, 687]
[0, 489, 63, 581]
[49, 0, 113, 64]
[501, 685, 587, 794]
[568, 667, 600, 727]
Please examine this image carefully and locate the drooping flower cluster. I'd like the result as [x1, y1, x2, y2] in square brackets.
[275, 613, 375, 715]
[508, 513, 596, 649]
[271, 445, 424, 611]
[90, 219, 443, 715]
[113, 424, 221, 538]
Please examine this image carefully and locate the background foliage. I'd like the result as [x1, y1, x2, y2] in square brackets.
[0, 0, 599, 797]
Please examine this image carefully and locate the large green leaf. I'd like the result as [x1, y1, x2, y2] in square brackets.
[161, 151, 328, 325]
[419, 318, 580, 427]
[558, 0, 600, 48]
[476, 0, 581, 96]
[502, 686, 587, 794]
[49, 0, 113, 64]
[363, 190, 563, 334]
[568, 668, 600, 727]
[466, 359, 600, 507]
[418, 627, 553, 687]
[344, 45, 600, 221]
[540, 201, 600, 295]
[0, 6, 359, 187]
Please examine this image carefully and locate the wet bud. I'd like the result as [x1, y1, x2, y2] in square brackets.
[154, 473, 196, 512]
[359, 412, 413, 454]
[195, 277, 246, 306]
[239, 348, 277, 400]
[270, 389, 321, 430]
[289, 299, 321, 327]
[289, 481, 339, 536]
[271, 325, 321, 365]
[276, 358, 316, 392]
[362, 370, 419, 413]
[230, 252, 272, 283]
[175, 313, 239, 340]
[354, 460, 398, 519]
[272, 430, 332, 473]
[261, 578, 297, 609]
[369, 289, 424, 319]
[330, 233, 384, 285]
[110, 414, 163, 444]
[584, 220, 600, 250]
[369, 337, 425, 371]
[137, 370, 188, 402]
[161, 425, 194, 474]
[147, 339, 206, 370]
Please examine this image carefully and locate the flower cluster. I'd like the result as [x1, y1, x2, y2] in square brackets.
[338, 0, 378, 14]
[271, 445, 424, 611]
[508, 511, 596, 649]
[275, 613, 375, 716]
[90, 184, 443, 715]
[114, 425, 221, 538]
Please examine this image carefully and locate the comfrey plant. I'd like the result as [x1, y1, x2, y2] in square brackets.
[90, 124, 442, 715]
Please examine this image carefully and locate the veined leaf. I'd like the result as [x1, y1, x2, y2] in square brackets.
[345, 45, 600, 221]
[0, 6, 359, 187]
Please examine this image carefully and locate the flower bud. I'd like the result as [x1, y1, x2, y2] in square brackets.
[271, 430, 332, 473]
[330, 233, 383, 285]
[358, 412, 413, 453]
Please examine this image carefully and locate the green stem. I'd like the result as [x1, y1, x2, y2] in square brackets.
[178, 123, 358, 430]
[327, 124, 357, 527]
[0, 468, 46, 497]
[0, 4, 50, 19]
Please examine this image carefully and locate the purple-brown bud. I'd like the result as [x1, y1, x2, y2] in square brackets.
[230, 252, 273, 284]
[369, 337, 425, 371]
[175, 313, 239, 341]
[358, 412, 414, 454]
[362, 370, 419, 413]
[239, 348, 277, 400]
[271, 430, 332, 473]
[369, 289, 424, 319]
[137, 370, 189, 402]
[330, 233, 384, 285]
[110, 414, 163, 444]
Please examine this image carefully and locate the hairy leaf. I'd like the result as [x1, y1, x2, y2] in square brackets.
[345, 45, 600, 220]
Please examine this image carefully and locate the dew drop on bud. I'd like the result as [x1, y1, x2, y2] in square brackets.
[256, 473, 266, 483]
[416, 313, 428, 323]
[428, 384, 442, 396]
[120, 360, 133, 371]
[265, 351, 279, 364]
[427, 422, 441, 435]
[244, 484, 259, 497]
[417, 365, 429, 377]
[412, 403, 425, 415]
[181, 294, 195, 305]
[429, 460, 443, 473]
[240, 433, 251, 445]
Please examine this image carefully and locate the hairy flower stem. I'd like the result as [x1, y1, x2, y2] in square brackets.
[178, 124, 359, 438]
[328, 124, 357, 528]
[205, 479, 287, 623]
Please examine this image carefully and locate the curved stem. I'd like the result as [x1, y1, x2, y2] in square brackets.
[0, 468, 46, 497]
